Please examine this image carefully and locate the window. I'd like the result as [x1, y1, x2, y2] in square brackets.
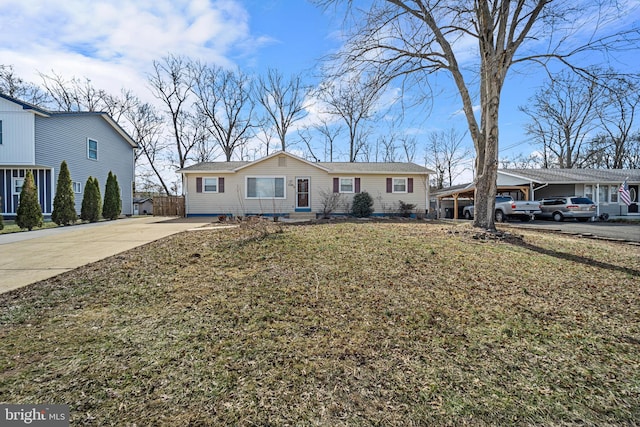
[203, 177, 218, 193]
[0, 120, 3, 144]
[598, 185, 609, 203]
[610, 186, 618, 203]
[584, 185, 593, 200]
[393, 178, 407, 193]
[12, 177, 24, 195]
[73, 182, 82, 193]
[246, 177, 285, 198]
[340, 178, 354, 193]
[87, 138, 98, 160]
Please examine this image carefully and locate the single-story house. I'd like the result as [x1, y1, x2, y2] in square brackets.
[179, 151, 433, 218]
[433, 168, 640, 219]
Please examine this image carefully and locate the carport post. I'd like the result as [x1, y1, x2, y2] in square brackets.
[453, 194, 459, 219]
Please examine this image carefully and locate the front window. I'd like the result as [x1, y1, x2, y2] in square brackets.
[393, 178, 407, 193]
[584, 185, 593, 200]
[0, 120, 3, 144]
[203, 178, 218, 193]
[246, 177, 285, 198]
[598, 185, 609, 203]
[340, 178, 354, 193]
[88, 138, 98, 160]
[610, 186, 618, 203]
[13, 177, 24, 195]
[73, 182, 82, 193]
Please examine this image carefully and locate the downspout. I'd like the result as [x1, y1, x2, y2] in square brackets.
[182, 172, 188, 217]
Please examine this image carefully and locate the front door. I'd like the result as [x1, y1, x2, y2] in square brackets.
[296, 178, 310, 210]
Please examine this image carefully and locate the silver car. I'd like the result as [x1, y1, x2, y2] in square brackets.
[537, 196, 597, 222]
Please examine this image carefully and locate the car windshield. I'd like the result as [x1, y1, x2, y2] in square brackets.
[571, 197, 594, 204]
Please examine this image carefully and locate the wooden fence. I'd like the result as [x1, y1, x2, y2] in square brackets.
[153, 196, 185, 217]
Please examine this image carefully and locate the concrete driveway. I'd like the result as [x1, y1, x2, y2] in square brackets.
[0, 216, 215, 294]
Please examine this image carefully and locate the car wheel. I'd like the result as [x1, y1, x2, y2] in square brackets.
[495, 210, 505, 223]
[553, 212, 564, 222]
[464, 210, 472, 220]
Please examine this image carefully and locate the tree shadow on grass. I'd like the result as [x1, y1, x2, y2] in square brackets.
[508, 238, 640, 278]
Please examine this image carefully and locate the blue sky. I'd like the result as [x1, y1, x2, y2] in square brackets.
[2, 0, 639, 183]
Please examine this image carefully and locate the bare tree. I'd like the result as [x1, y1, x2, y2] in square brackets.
[591, 74, 640, 168]
[314, 118, 341, 161]
[317, 0, 639, 230]
[298, 129, 321, 162]
[125, 102, 173, 195]
[401, 135, 418, 163]
[191, 64, 256, 162]
[499, 152, 543, 169]
[379, 134, 398, 162]
[426, 128, 471, 189]
[316, 72, 384, 162]
[255, 68, 309, 151]
[148, 55, 197, 169]
[0, 65, 48, 105]
[39, 71, 110, 112]
[520, 70, 604, 168]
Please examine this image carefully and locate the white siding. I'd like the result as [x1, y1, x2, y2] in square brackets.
[0, 98, 36, 164]
[184, 154, 429, 216]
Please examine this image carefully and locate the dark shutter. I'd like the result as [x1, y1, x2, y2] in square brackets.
[333, 177, 339, 193]
[219, 177, 224, 193]
[196, 177, 202, 193]
[355, 177, 361, 193]
[386, 178, 392, 193]
[408, 178, 413, 193]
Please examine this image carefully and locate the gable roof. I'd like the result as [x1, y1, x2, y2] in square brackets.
[0, 93, 137, 148]
[179, 151, 434, 174]
[0, 93, 51, 116]
[501, 168, 640, 184]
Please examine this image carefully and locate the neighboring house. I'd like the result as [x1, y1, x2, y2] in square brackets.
[133, 197, 153, 215]
[179, 151, 433, 218]
[433, 168, 640, 219]
[0, 94, 137, 218]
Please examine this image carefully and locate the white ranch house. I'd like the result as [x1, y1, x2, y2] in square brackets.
[179, 151, 433, 219]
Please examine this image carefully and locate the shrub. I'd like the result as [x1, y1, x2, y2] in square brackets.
[81, 177, 102, 222]
[352, 191, 374, 218]
[51, 161, 78, 226]
[319, 188, 344, 218]
[102, 171, 122, 220]
[16, 170, 43, 231]
[398, 200, 416, 218]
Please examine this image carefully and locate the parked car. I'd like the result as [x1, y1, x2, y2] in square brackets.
[536, 196, 597, 222]
[463, 196, 541, 222]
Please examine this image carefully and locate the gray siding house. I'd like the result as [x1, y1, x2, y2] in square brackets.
[0, 94, 137, 218]
[433, 168, 640, 219]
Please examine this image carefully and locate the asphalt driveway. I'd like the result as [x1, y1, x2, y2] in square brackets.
[502, 220, 640, 243]
[0, 216, 215, 294]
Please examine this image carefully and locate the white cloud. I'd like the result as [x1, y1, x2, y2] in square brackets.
[0, 0, 264, 101]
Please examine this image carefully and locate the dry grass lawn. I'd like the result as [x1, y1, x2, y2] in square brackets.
[1, 220, 639, 426]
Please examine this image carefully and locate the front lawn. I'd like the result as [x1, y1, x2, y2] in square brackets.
[1, 221, 639, 425]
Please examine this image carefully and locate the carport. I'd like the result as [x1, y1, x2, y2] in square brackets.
[433, 184, 531, 219]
